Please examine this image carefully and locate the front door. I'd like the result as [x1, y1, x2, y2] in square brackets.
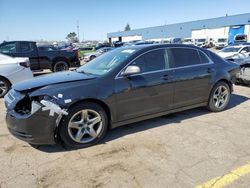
[114, 48, 174, 122]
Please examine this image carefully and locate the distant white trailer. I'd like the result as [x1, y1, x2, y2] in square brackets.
[121, 35, 142, 42]
[192, 27, 229, 40]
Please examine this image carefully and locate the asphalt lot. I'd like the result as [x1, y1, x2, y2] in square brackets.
[0, 85, 249, 187]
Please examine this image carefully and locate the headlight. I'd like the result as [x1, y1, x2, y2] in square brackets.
[227, 54, 239, 60]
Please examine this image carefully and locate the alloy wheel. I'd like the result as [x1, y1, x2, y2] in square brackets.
[67, 109, 103, 144]
[0, 80, 7, 97]
[212, 85, 229, 109]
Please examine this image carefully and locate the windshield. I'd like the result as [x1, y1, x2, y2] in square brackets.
[77, 48, 137, 76]
[197, 39, 206, 42]
[221, 47, 241, 53]
[218, 39, 227, 42]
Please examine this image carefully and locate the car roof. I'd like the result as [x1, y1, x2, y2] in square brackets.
[119, 43, 203, 51]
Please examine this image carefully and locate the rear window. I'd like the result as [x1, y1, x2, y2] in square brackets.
[19, 42, 32, 52]
[198, 51, 210, 64]
[168, 48, 201, 68]
[207, 51, 225, 64]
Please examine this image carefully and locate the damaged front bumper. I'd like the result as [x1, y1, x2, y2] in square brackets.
[4, 89, 68, 145]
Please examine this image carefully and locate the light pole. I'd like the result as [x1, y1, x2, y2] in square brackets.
[77, 20, 80, 42]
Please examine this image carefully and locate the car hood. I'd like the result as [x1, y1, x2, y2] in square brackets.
[217, 52, 237, 58]
[13, 71, 96, 91]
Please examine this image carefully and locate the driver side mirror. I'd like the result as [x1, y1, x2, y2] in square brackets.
[121, 65, 141, 77]
[241, 50, 247, 54]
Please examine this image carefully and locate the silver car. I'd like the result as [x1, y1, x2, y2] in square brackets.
[83, 47, 113, 62]
[0, 53, 33, 97]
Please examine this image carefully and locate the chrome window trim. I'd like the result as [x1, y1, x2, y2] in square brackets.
[115, 46, 214, 79]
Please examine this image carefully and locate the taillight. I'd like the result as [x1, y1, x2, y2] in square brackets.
[76, 50, 79, 59]
[19, 62, 30, 68]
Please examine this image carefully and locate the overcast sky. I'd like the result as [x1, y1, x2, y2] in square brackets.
[0, 0, 250, 42]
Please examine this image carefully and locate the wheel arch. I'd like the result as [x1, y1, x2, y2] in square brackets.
[52, 57, 69, 66]
[54, 98, 112, 144]
[0, 75, 12, 86]
[214, 78, 233, 93]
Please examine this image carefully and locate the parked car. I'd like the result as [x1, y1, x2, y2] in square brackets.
[182, 38, 193, 45]
[113, 41, 125, 47]
[214, 38, 228, 49]
[194, 38, 207, 47]
[78, 47, 95, 59]
[0, 41, 80, 72]
[171, 38, 182, 44]
[0, 53, 33, 97]
[4, 44, 239, 148]
[231, 57, 250, 85]
[234, 34, 248, 44]
[217, 45, 250, 61]
[124, 41, 154, 46]
[83, 47, 113, 62]
[95, 43, 111, 50]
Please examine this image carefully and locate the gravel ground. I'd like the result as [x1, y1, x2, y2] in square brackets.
[0, 85, 250, 188]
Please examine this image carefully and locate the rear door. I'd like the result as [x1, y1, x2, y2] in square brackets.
[16, 42, 40, 70]
[168, 47, 214, 108]
[114, 48, 175, 122]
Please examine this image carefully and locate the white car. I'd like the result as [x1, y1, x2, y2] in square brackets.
[217, 45, 250, 60]
[0, 53, 33, 97]
[214, 38, 228, 49]
[182, 38, 193, 45]
[194, 38, 207, 47]
[83, 47, 113, 62]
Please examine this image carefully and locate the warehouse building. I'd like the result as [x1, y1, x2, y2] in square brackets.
[107, 13, 250, 44]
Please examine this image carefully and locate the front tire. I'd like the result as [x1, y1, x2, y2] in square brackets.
[0, 77, 11, 98]
[207, 81, 231, 112]
[90, 55, 96, 61]
[59, 102, 108, 149]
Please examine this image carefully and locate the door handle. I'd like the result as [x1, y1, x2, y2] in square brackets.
[162, 74, 172, 80]
[207, 68, 214, 73]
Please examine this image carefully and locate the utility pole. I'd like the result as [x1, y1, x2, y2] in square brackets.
[77, 20, 80, 42]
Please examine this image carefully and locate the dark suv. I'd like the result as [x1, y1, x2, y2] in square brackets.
[4, 44, 239, 148]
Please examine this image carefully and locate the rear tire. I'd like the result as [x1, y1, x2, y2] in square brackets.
[90, 56, 96, 61]
[52, 61, 69, 72]
[207, 81, 231, 112]
[0, 77, 11, 98]
[59, 102, 108, 149]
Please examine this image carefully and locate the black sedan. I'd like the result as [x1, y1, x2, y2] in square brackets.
[4, 44, 239, 148]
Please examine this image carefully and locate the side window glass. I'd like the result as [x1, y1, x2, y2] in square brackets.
[19, 42, 32, 53]
[0, 43, 16, 53]
[243, 47, 250, 52]
[169, 48, 201, 67]
[131, 49, 166, 73]
[198, 51, 210, 64]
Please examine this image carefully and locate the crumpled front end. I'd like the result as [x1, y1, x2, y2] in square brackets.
[4, 89, 68, 145]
